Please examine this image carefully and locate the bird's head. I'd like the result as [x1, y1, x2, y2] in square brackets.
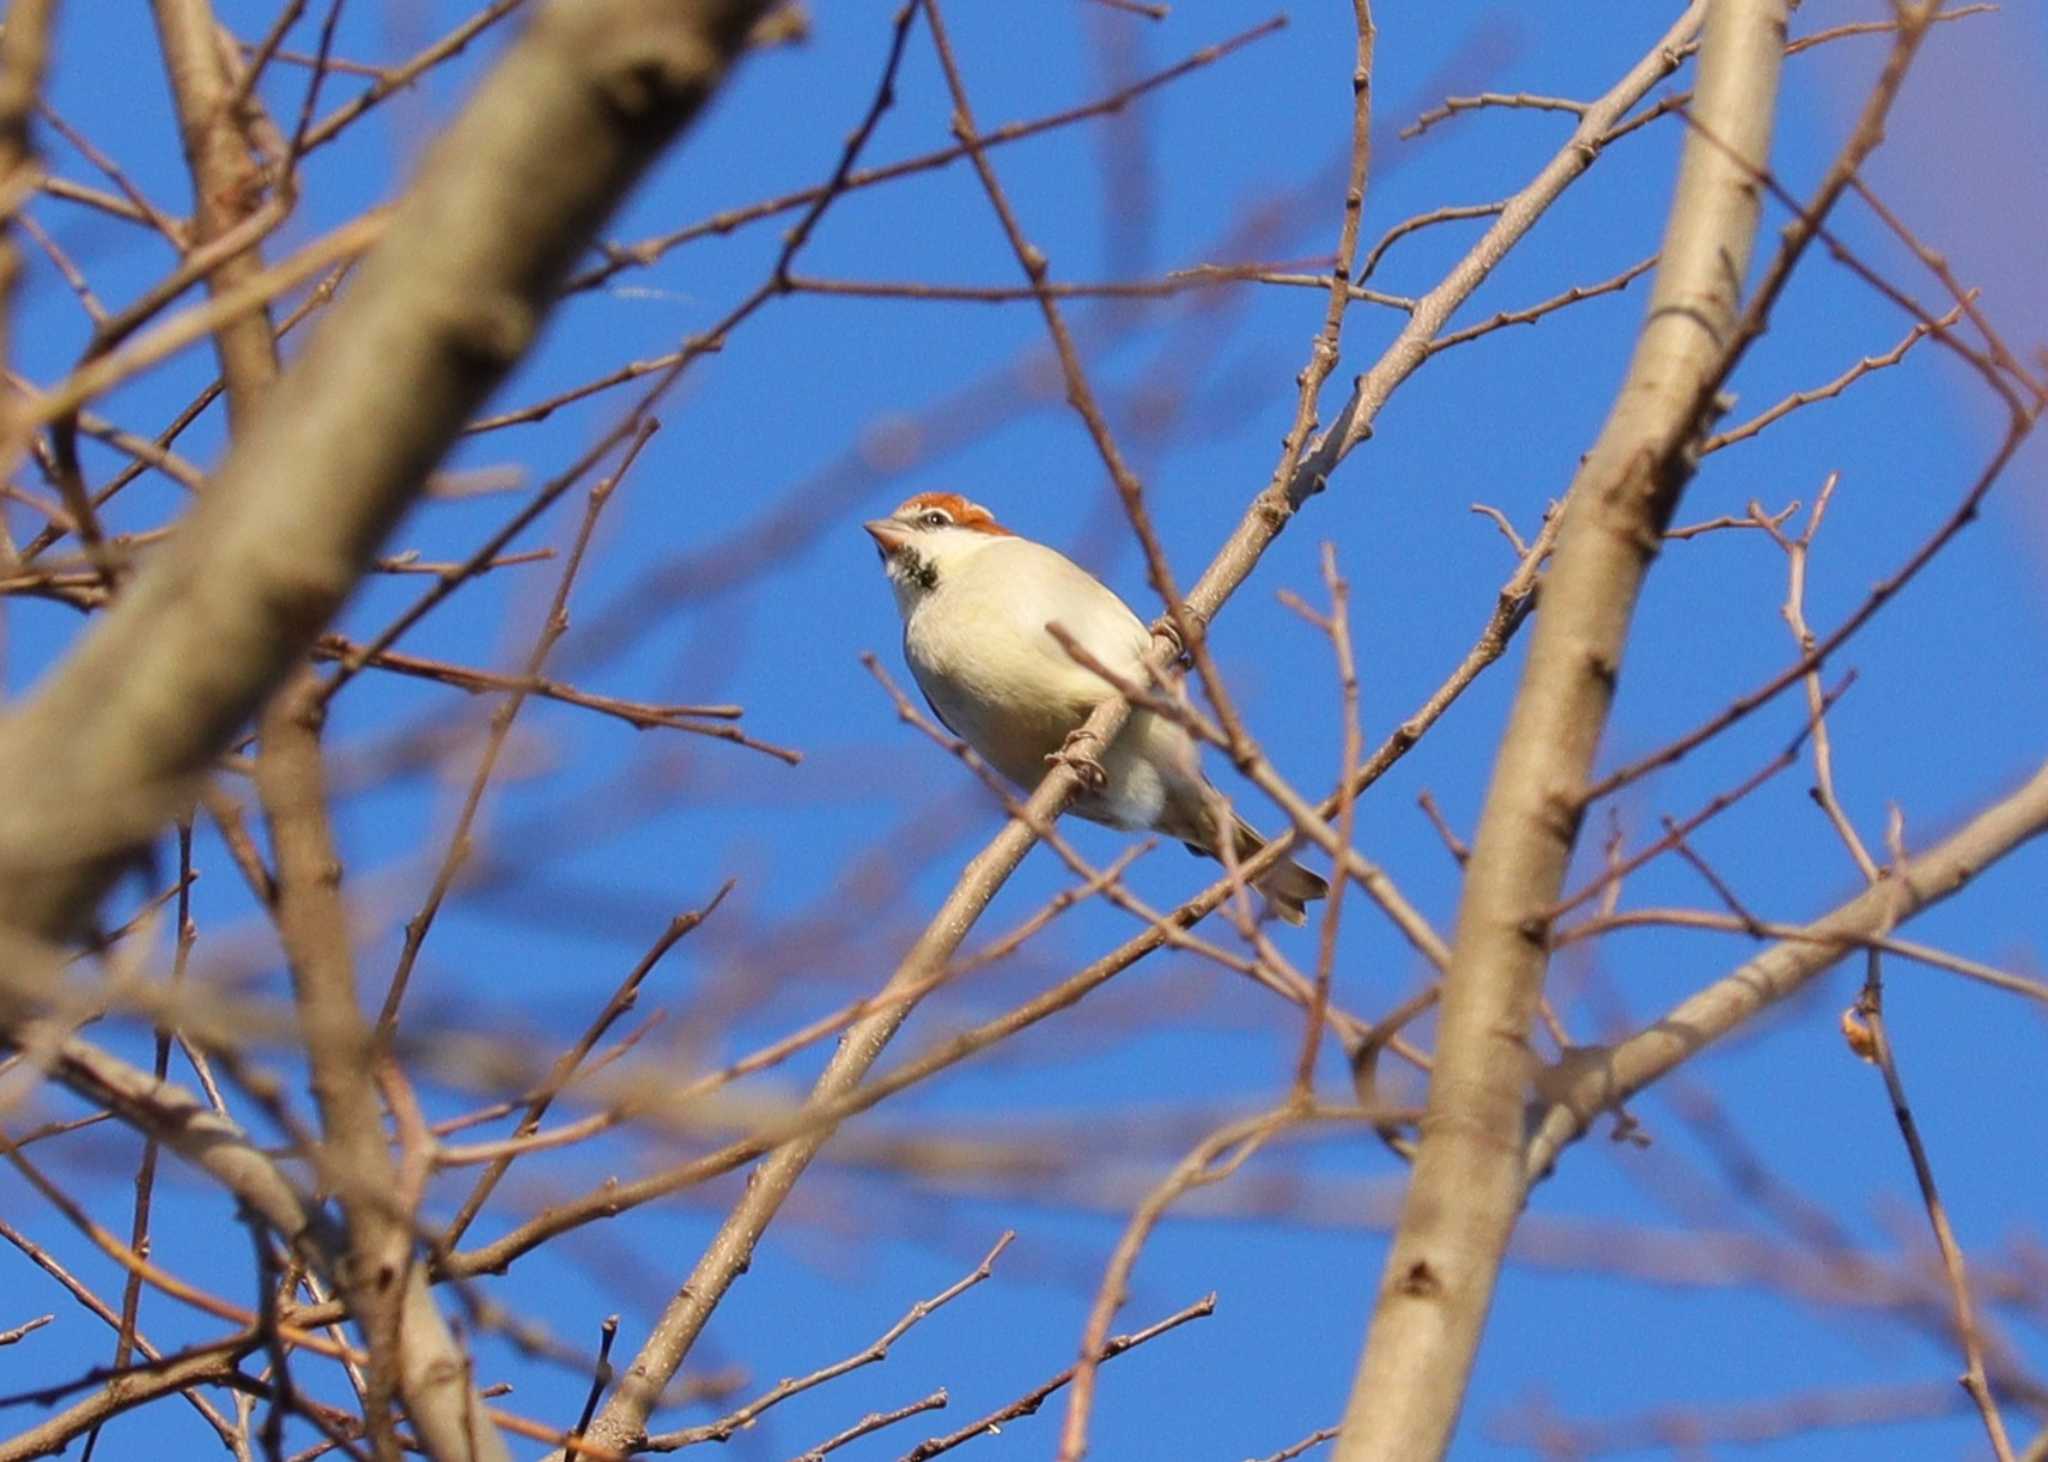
[864, 492, 1014, 611]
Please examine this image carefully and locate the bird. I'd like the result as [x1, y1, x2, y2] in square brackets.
[865, 491, 1328, 924]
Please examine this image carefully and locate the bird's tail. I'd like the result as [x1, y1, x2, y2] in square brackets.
[1164, 783, 1329, 925]
[1225, 813, 1328, 926]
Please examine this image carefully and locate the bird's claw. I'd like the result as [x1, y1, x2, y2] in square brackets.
[1047, 729, 1109, 792]
[1148, 615, 1190, 666]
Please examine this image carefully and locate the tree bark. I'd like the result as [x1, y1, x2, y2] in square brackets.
[0, 0, 771, 946]
[1331, 3, 1789, 1456]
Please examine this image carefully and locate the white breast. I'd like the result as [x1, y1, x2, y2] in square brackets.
[903, 537, 1153, 793]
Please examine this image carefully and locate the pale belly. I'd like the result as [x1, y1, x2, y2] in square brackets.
[900, 540, 1187, 832]
[914, 666, 1178, 832]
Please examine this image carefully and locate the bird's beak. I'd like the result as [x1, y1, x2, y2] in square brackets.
[864, 518, 909, 554]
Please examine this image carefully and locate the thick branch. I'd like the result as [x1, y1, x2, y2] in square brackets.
[0, 0, 770, 942]
[1331, 3, 1789, 1456]
[1527, 757, 2048, 1175]
[256, 676, 426, 1460]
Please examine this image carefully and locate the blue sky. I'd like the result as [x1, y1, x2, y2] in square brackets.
[5, 2, 2047, 1458]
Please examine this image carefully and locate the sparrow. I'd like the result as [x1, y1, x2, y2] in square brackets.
[865, 492, 1328, 924]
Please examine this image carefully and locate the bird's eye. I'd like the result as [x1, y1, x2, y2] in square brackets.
[920, 510, 949, 528]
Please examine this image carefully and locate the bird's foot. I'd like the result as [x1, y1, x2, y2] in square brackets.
[1148, 614, 1189, 666]
[1047, 728, 1109, 793]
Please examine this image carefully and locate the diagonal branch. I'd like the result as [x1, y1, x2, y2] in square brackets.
[1529, 756, 2048, 1173]
[0, 0, 772, 946]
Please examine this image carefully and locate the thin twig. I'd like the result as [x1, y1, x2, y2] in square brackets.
[901, 1296, 1215, 1460]
[640, 1233, 1012, 1452]
[377, 422, 656, 1033]
[1057, 1111, 1292, 1460]
[1855, 956, 2016, 1460]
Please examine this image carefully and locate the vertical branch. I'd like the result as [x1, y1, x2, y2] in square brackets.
[1291, 545, 1360, 1102]
[1331, 2, 1791, 1456]
[1774, 464, 2010, 1456]
[1265, 0, 1376, 551]
[152, 1, 492, 1454]
[1852, 951, 2016, 1461]
[255, 676, 418, 1462]
[1763, 478, 1880, 880]
[87, 821, 196, 1462]
[150, 0, 276, 429]
[0, 0, 56, 556]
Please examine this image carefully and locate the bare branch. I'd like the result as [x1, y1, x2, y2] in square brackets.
[640, 1233, 1010, 1452]
[1528, 757, 2048, 1172]
[1332, 3, 1789, 1453]
[901, 1296, 1216, 1460]
[0, 0, 774, 943]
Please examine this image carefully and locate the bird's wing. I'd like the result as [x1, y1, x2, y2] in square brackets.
[1022, 543, 1153, 675]
[898, 626, 972, 742]
[901, 622, 978, 745]
[917, 677, 966, 740]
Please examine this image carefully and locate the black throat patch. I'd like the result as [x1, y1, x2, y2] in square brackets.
[901, 547, 939, 593]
